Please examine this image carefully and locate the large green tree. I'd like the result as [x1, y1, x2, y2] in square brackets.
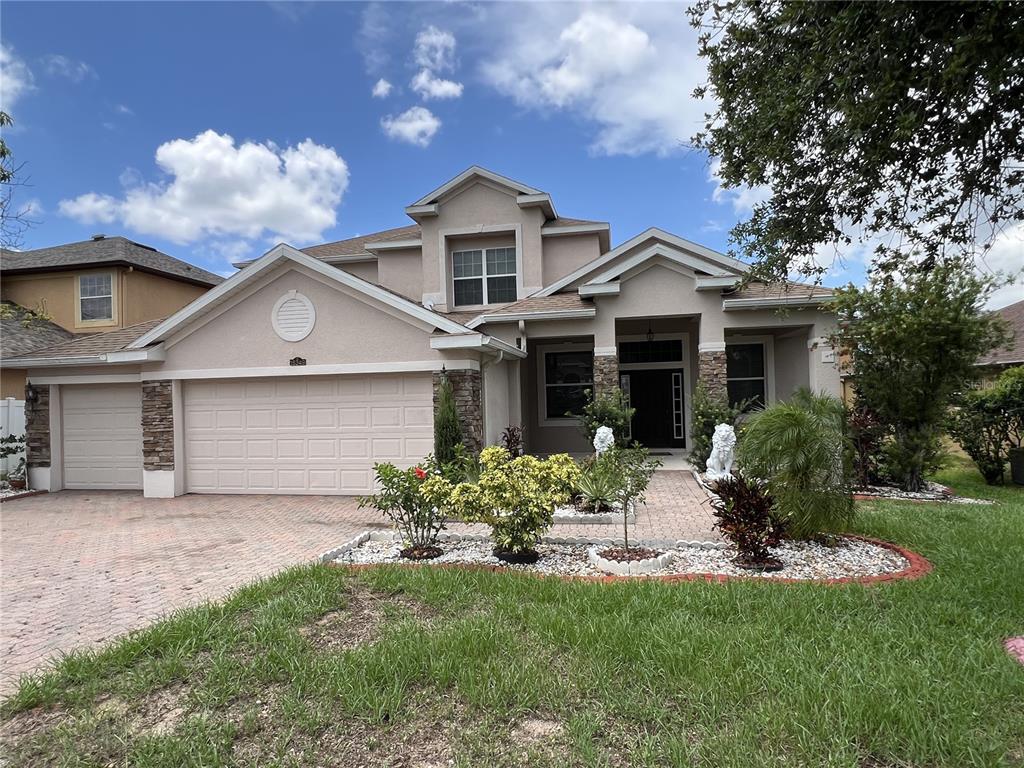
[0, 110, 32, 248]
[691, 1, 1024, 282]
[833, 262, 1008, 491]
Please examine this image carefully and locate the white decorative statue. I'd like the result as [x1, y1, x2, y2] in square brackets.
[705, 423, 737, 481]
[593, 426, 615, 455]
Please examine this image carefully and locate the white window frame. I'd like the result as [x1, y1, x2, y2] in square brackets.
[451, 246, 518, 308]
[538, 342, 594, 427]
[75, 271, 117, 327]
[724, 335, 776, 408]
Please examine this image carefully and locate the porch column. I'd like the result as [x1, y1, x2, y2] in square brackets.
[25, 383, 55, 491]
[697, 342, 728, 399]
[142, 379, 177, 498]
[593, 349, 619, 398]
[433, 368, 483, 453]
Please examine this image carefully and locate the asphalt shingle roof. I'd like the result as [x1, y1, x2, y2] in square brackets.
[4, 318, 165, 362]
[979, 299, 1024, 366]
[726, 281, 835, 301]
[0, 301, 76, 359]
[473, 294, 593, 318]
[0, 237, 223, 287]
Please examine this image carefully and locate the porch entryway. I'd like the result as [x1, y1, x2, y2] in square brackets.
[619, 368, 686, 448]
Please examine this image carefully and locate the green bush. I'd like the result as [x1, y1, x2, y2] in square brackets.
[998, 365, 1024, 450]
[421, 447, 581, 558]
[433, 373, 462, 465]
[690, 383, 748, 470]
[359, 460, 444, 555]
[576, 454, 619, 513]
[737, 389, 854, 539]
[579, 388, 635, 448]
[948, 366, 1024, 484]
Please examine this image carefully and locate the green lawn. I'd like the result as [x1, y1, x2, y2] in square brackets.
[2, 457, 1022, 767]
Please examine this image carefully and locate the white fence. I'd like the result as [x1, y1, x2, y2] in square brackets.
[1, 398, 26, 476]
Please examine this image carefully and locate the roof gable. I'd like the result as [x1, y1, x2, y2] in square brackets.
[128, 243, 473, 350]
[538, 227, 748, 297]
[410, 166, 543, 206]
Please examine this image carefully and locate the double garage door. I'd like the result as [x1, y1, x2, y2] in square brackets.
[59, 374, 434, 495]
[183, 374, 434, 495]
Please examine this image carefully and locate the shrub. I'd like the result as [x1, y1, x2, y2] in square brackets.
[359, 460, 444, 557]
[948, 389, 1010, 484]
[709, 475, 786, 566]
[690, 382, 748, 470]
[421, 447, 580, 559]
[611, 445, 661, 551]
[576, 454, 619, 514]
[579, 388, 635, 448]
[433, 373, 462, 465]
[998, 365, 1024, 450]
[737, 389, 854, 539]
[500, 425, 524, 456]
[845, 404, 887, 487]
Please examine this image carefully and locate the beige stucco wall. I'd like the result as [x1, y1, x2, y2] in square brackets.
[541, 233, 602, 287]
[419, 180, 546, 311]
[1, 367, 26, 399]
[161, 264, 469, 373]
[772, 330, 811, 399]
[122, 269, 209, 327]
[376, 248, 424, 301]
[337, 260, 379, 285]
[3, 268, 211, 334]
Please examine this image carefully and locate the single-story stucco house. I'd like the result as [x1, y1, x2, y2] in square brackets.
[10, 166, 840, 498]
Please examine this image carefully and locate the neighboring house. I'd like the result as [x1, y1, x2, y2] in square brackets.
[1, 302, 75, 399]
[977, 298, 1023, 383]
[0, 235, 223, 398]
[10, 166, 840, 498]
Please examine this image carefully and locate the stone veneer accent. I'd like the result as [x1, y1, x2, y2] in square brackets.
[433, 369, 483, 454]
[592, 353, 619, 398]
[25, 385, 50, 468]
[142, 380, 174, 470]
[697, 350, 728, 398]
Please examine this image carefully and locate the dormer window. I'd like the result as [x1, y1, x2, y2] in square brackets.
[453, 247, 517, 306]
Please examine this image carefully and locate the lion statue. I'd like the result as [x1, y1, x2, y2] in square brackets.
[705, 423, 737, 481]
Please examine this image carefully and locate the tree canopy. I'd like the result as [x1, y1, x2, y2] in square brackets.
[691, 1, 1024, 282]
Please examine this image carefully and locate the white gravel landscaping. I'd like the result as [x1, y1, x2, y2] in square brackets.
[0, 484, 35, 502]
[329, 533, 910, 581]
[853, 481, 994, 504]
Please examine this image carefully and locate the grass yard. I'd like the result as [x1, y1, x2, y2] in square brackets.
[1, 457, 1022, 767]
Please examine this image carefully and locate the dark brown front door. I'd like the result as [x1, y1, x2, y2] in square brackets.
[620, 368, 685, 448]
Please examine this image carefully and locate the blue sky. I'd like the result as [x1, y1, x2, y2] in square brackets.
[1, 2, 1020, 305]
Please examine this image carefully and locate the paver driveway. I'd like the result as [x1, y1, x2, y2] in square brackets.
[0, 470, 715, 694]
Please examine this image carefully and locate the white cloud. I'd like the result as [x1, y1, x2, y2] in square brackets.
[371, 78, 393, 98]
[42, 54, 96, 82]
[410, 69, 463, 100]
[0, 44, 34, 111]
[413, 25, 456, 72]
[59, 130, 349, 245]
[116, 104, 134, 115]
[380, 106, 441, 147]
[479, 4, 708, 156]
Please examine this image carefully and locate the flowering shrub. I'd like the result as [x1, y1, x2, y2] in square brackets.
[359, 460, 444, 558]
[421, 446, 580, 559]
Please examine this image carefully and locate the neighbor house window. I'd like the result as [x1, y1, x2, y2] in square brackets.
[726, 342, 766, 409]
[79, 274, 113, 322]
[543, 349, 593, 420]
[452, 247, 517, 306]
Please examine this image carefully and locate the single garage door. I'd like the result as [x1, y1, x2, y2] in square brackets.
[183, 374, 434, 495]
[62, 384, 144, 490]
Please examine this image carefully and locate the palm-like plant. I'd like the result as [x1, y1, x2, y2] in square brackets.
[737, 389, 854, 539]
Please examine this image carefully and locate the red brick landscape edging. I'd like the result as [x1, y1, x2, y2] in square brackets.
[328, 535, 932, 587]
[0, 490, 48, 504]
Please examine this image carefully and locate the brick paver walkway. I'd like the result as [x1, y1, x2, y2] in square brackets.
[0, 470, 714, 694]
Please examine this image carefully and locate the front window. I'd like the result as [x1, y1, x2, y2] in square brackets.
[726, 342, 766, 409]
[544, 349, 593, 419]
[79, 274, 113, 321]
[452, 246, 517, 306]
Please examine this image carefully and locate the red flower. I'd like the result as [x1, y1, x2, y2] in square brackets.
[414, 466, 427, 480]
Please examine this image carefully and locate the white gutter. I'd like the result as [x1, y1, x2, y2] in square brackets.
[466, 308, 596, 329]
[578, 283, 620, 297]
[722, 295, 835, 310]
[9, 344, 165, 368]
[696, 275, 741, 291]
[364, 239, 423, 252]
[541, 223, 609, 237]
[430, 333, 526, 359]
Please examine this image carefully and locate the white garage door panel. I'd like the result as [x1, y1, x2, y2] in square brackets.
[184, 374, 434, 495]
[62, 384, 143, 490]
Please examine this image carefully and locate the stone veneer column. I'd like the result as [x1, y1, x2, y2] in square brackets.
[142, 380, 174, 471]
[592, 353, 619, 398]
[433, 369, 483, 453]
[25, 384, 50, 468]
[697, 348, 728, 399]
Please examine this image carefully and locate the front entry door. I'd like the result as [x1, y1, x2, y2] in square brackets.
[620, 369, 686, 448]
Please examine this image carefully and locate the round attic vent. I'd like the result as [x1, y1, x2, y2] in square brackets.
[272, 291, 316, 342]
